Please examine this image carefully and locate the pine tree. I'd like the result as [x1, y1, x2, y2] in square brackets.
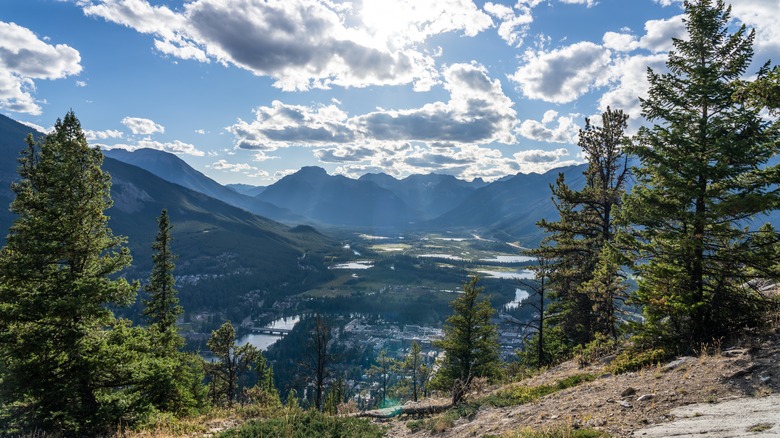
[206, 322, 260, 407]
[533, 107, 631, 348]
[623, 0, 780, 348]
[0, 111, 138, 434]
[368, 349, 394, 407]
[433, 276, 499, 405]
[141, 209, 206, 415]
[401, 341, 424, 402]
[144, 209, 183, 351]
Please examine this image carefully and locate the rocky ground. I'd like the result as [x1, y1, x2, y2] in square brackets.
[377, 329, 780, 437]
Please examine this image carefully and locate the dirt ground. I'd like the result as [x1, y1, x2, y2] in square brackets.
[378, 329, 780, 437]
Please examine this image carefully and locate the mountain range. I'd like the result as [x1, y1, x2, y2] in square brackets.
[0, 114, 338, 315]
[104, 140, 589, 244]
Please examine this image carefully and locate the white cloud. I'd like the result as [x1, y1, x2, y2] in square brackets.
[18, 120, 51, 134]
[597, 53, 668, 130]
[75, 80, 87, 87]
[121, 116, 165, 135]
[510, 41, 611, 103]
[100, 138, 204, 156]
[602, 31, 638, 52]
[84, 129, 123, 141]
[638, 14, 685, 53]
[559, 0, 597, 7]
[0, 21, 82, 114]
[484, 2, 534, 48]
[194, 128, 207, 134]
[230, 62, 517, 152]
[513, 147, 580, 173]
[81, 0, 493, 91]
[518, 110, 580, 143]
[209, 159, 257, 172]
[730, 0, 780, 63]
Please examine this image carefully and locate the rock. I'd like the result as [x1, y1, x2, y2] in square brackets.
[663, 356, 697, 372]
[619, 400, 633, 409]
[621, 387, 637, 397]
[760, 375, 771, 383]
[638, 394, 655, 402]
[722, 348, 748, 358]
[724, 364, 758, 381]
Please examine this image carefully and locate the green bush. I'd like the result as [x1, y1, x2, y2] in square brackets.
[607, 348, 668, 375]
[572, 333, 618, 368]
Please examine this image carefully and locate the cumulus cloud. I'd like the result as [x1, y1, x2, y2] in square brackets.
[0, 21, 82, 114]
[100, 139, 204, 156]
[227, 62, 525, 181]
[483, 2, 534, 48]
[209, 159, 257, 172]
[597, 53, 668, 131]
[510, 41, 612, 103]
[229, 62, 516, 152]
[638, 14, 685, 53]
[602, 31, 639, 52]
[84, 129, 123, 141]
[518, 110, 581, 143]
[121, 116, 165, 135]
[81, 0, 492, 91]
[730, 0, 780, 62]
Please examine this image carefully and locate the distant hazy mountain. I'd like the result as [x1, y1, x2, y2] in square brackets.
[359, 173, 486, 220]
[227, 183, 266, 197]
[427, 164, 589, 245]
[0, 114, 336, 299]
[257, 166, 419, 228]
[104, 148, 301, 223]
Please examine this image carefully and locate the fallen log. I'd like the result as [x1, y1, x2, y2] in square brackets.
[350, 402, 453, 419]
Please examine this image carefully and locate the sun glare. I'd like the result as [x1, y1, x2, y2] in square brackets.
[360, 0, 415, 42]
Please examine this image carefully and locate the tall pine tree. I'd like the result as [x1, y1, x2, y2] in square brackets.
[144, 209, 183, 352]
[0, 111, 138, 434]
[623, 0, 780, 348]
[533, 107, 631, 349]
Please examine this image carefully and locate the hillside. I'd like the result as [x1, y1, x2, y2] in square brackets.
[0, 114, 339, 314]
[375, 330, 780, 437]
[104, 148, 302, 223]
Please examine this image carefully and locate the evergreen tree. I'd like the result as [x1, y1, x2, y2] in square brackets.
[141, 209, 206, 415]
[623, 0, 780, 348]
[207, 322, 260, 407]
[305, 315, 332, 412]
[144, 209, 183, 351]
[533, 107, 631, 348]
[368, 349, 394, 407]
[0, 111, 139, 434]
[433, 276, 499, 405]
[400, 341, 424, 402]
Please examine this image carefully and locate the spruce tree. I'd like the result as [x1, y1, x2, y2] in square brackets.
[141, 209, 206, 415]
[144, 208, 183, 351]
[0, 111, 137, 434]
[433, 276, 499, 404]
[623, 0, 780, 348]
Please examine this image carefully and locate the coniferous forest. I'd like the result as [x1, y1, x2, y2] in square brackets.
[0, 1, 779, 436]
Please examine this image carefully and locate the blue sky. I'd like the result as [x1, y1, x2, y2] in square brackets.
[2, 0, 778, 185]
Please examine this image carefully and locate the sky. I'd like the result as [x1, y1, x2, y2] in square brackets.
[1, 0, 779, 186]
